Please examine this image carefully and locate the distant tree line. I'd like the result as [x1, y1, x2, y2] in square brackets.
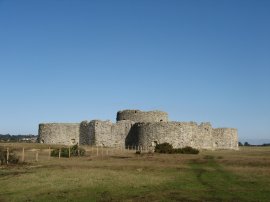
[0, 134, 37, 143]
[239, 142, 270, 147]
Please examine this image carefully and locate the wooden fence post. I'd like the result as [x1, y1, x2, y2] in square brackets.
[22, 147, 24, 162]
[6, 148, 9, 164]
[48, 147, 51, 160]
[101, 146, 103, 158]
[58, 148, 61, 159]
[69, 147, 71, 158]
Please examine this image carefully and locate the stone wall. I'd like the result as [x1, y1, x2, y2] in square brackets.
[134, 122, 238, 150]
[88, 121, 96, 145]
[197, 122, 214, 149]
[117, 110, 168, 123]
[38, 109, 238, 150]
[213, 128, 238, 150]
[134, 122, 199, 149]
[89, 120, 113, 147]
[112, 120, 134, 148]
[38, 120, 134, 147]
[79, 121, 91, 145]
[88, 120, 134, 148]
[38, 123, 80, 145]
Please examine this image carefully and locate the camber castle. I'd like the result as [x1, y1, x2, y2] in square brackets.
[38, 109, 238, 150]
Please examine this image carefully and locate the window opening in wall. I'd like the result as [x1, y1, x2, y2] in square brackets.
[160, 119, 163, 122]
[71, 139, 75, 144]
[135, 111, 137, 113]
[41, 139, 44, 143]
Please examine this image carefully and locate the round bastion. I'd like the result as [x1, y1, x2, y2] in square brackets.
[134, 122, 202, 149]
[116, 109, 168, 123]
[38, 123, 80, 145]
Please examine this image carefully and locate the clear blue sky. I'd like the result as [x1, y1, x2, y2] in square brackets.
[0, 0, 269, 142]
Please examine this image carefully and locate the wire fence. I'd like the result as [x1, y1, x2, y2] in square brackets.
[0, 144, 153, 163]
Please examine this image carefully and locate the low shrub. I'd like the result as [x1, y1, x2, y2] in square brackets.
[135, 150, 141, 155]
[154, 142, 173, 153]
[154, 143, 199, 154]
[181, 146, 199, 154]
[8, 153, 20, 164]
[51, 144, 85, 158]
[0, 149, 6, 165]
[0, 147, 20, 165]
[171, 148, 183, 154]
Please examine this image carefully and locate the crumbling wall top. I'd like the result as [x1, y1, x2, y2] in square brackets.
[116, 109, 168, 123]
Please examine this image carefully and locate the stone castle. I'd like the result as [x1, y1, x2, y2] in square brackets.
[38, 110, 238, 150]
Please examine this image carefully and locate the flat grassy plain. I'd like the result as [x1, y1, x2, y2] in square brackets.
[0, 144, 270, 202]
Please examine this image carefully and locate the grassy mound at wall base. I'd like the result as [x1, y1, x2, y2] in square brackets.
[155, 143, 199, 154]
[51, 144, 85, 158]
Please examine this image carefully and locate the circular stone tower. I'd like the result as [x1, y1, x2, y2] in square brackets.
[116, 109, 168, 123]
[38, 123, 80, 145]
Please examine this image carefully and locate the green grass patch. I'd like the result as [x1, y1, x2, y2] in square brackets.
[0, 145, 270, 201]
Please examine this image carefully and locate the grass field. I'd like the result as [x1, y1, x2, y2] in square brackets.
[0, 143, 270, 202]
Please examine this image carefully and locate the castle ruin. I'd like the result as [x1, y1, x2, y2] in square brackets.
[38, 110, 238, 150]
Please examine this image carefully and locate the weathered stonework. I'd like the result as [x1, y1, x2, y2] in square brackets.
[213, 128, 238, 150]
[38, 110, 238, 150]
[79, 121, 91, 145]
[87, 120, 134, 147]
[117, 110, 168, 122]
[38, 123, 80, 145]
[112, 120, 135, 147]
[133, 122, 237, 150]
